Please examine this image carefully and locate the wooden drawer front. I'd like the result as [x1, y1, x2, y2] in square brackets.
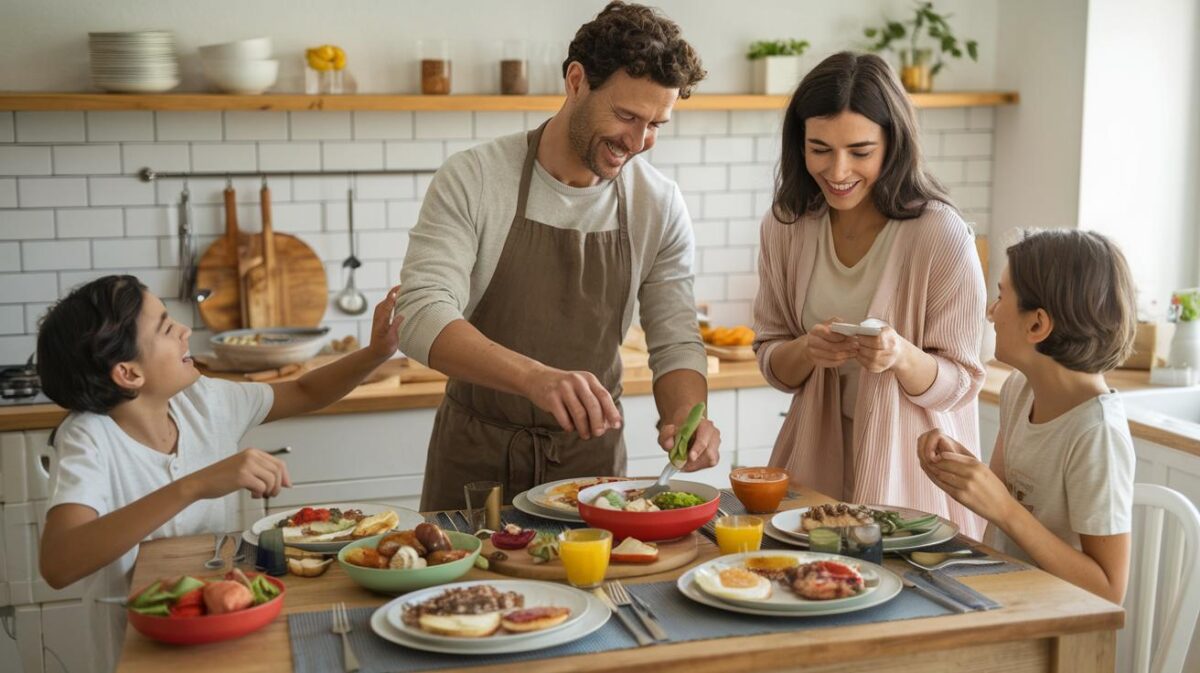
[621, 390, 737, 460]
[242, 409, 436, 485]
[736, 387, 792, 451]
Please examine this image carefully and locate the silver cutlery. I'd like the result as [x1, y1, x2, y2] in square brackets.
[594, 587, 653, 646]
[641, 461, 680, 501]
[901, 550, 1001, 572]
[229, 533, 246, 563]
[920, 569, 989, 610]
[455, 509, 474, 533]
[605, 581, 667, 641]
[331, 602, 360, 673]
[900, 573, 969, 613]
[203, 533, 228, 569]
[440, 511, 460, 532]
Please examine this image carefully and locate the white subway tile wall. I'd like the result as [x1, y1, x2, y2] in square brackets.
[0, 108, 994, 362]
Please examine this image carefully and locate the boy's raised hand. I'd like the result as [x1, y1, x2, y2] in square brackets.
[366, 285, 404, 361]
[183, 448, 292, 500]
[917, 428, 972, 465]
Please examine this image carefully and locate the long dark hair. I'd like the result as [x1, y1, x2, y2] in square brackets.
[772, 51, 950, 223]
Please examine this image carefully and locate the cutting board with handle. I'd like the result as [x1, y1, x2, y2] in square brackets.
[480, 532, 697, 580]
[196, 183, 328, 331]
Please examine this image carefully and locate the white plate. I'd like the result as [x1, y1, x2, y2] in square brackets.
[677, 551, 902, 617]
[386, 580, 589, 644]
[690, 551, 881, 612]
[512, 490, 583, 523]
[370, 583, 609, 654]
[243, 503, 424, 552]
[525, 476, 628, 513]
[770, 505, 950, 551]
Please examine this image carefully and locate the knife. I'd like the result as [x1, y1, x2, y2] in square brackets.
[593, 588, 654, 646]
[901, 574, 969, 613]
[921, 569, 988, 611]
[625, 593, 668, 641]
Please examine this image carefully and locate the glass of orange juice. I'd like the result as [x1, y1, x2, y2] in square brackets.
[714, 515, 763, 555]
[558, 528, 612, 589]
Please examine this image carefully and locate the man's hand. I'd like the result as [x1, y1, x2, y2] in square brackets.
[182, 449, 292, 500]
[658, 408, 720, 470]
[524, 366, 622, 439]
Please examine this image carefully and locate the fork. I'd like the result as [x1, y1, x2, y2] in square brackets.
[605, 581, 667, 641]
[331, 602, 360, 672]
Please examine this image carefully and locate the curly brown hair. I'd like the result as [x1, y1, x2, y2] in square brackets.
[565, 1, 706, 98]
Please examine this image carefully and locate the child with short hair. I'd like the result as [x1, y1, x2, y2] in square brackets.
[36, 274, 401, 669]
[918, 229, 1137, 604]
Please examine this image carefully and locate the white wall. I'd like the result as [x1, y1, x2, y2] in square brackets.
[1079, 0, 1200, 313]
[989, 0, 1089, 293]
[0, 0, 1000, 93]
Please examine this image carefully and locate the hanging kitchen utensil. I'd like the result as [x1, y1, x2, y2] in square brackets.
[334, 185, 369, 315]
[175, 182, 209, 304]
[240, 176, 328, 329]
[196, 179, 258, 330]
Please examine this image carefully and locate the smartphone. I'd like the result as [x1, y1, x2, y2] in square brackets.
[830, 320, 886, 337]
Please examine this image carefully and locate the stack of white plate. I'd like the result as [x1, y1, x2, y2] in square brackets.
[89, 30, 180, 93]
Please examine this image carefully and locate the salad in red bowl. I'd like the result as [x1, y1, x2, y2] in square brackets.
[576, 479, 719, 541]
[126, 568, 285, 645]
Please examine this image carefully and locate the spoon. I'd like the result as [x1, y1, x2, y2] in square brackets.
[334, 187, 369, 315]
[204, 533, 228, 570]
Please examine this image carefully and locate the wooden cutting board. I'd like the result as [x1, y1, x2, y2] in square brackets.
[704, 343, 755, 361]
[196, 185, 327, 332]
[480, 532, 698, 581]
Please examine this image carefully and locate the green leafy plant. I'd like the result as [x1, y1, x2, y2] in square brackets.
[1174, 289, 1200, 322]
[863, 1, 978, 75]
[746, 39, 810, 60]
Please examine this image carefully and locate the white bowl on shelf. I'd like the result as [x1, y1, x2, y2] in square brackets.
[201, 58, 279, 94]
[198, 37, 273, 62]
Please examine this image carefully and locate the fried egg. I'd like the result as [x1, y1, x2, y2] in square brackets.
[695, 566, 772, 602]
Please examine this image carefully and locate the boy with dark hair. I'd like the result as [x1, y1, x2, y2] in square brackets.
[36, 274, 401, 668]
[918, 230, 1137, 604]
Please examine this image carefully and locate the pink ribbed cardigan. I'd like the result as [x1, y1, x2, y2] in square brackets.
[753, 201, 987, 540]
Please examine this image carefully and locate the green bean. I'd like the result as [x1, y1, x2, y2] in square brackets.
[670, 402, 707, 467]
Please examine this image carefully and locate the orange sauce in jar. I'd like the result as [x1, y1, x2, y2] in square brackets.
[729, 467, 790, 514]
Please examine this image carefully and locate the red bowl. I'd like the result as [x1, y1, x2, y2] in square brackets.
[576, 479, 719, 541]
[127, 575, 286, 645]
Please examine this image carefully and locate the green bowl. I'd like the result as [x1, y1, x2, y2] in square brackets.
[337, 531, 481, 594]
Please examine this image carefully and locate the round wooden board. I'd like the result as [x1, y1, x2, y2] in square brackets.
[195, 233, 328, 332]
[481, 532, 698, 580]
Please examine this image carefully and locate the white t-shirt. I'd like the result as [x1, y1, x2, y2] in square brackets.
[801, 213, 897, 419]
[48, 376, 273, 672]
[983, 370, 1134, 564]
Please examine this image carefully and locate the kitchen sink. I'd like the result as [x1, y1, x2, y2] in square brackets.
[1119, 386, 1200, 440]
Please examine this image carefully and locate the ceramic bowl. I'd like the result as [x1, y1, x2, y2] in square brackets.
[127, 575, 285, 645]
[201, 58, 279, 94]
[209, 327, 328, 371]
[338, 531, 481, 594]
[576, 479, 719, 541]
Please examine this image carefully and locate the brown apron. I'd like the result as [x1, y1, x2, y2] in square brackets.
[419, 123, 631, 511]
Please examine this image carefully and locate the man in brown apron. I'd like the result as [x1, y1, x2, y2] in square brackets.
[398, 2, 722, 511]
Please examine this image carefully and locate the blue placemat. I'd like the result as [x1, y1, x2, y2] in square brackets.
[289, 578, 992, 673]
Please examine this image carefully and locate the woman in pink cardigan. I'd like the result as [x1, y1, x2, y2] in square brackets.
[753, 52, 986, 538]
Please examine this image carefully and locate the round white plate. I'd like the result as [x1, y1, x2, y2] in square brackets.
[370, 583, 609, 654]
[677, 551, 902, 617]
[243, 503, 424, 552]
[386, 580, 590, 645]
[512, 490, 583, 523]
[771, 505, 950, 551]
[689, 551, 882, 612]
[525, 476, 627, 514]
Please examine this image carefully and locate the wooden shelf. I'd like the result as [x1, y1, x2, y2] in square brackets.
[0, 91, 1018, 112]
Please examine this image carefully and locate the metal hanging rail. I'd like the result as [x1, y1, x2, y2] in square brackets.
[137, 167, 436, 182]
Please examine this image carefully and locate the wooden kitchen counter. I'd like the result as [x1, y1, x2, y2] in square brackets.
[0, 360, 769, 432]
[117, 490, 1122, 673]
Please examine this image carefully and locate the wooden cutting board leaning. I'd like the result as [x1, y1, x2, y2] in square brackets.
[195, 182, 328, 331]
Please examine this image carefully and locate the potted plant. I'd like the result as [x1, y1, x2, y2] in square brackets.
[863, 1, 978, 93]
[1166, 288, 1200, 369]
[747, 39, 811, 95]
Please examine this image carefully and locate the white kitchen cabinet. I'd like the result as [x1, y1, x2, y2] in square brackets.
[1, 430, 55, 506]
[0, 600, 96, 673]
[3, 501, 87, 607]
[735, 386, 792, 454]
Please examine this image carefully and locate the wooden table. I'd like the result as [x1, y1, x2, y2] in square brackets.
[117, 492, 1123, 673]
